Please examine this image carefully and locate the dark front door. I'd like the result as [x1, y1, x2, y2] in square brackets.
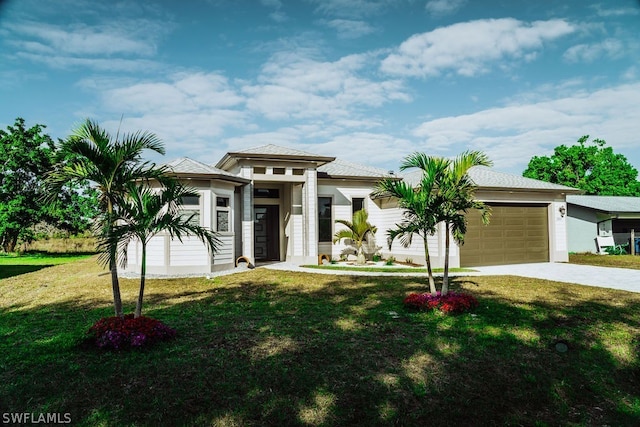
[254, 205, 280, 261]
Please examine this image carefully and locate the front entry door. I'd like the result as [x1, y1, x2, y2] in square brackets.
[254, 205, 280, 261]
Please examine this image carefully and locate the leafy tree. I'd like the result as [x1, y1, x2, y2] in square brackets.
[333, 209, 378, 265]
[523, 136, 640, 196]
[0, 118, 55, 252]
[45, 119, 167, 318]
[437, 151, 492, 294]
[0, 118, 97, 252]
[107, 180, 220, 318]
[373, 156, 449, 294]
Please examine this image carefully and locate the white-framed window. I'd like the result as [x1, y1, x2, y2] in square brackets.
[180, 194, 201, 226]
[318, 196, 332, 242]
[216, 196, 230, 232]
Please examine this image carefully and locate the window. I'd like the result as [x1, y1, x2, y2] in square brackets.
[318, 197, 332, 242]
[273, 167, 285, 175]
[292, 168, 304, 176]
[253, 166, 266, 174]
[352, 197, 365, 214]
[216, 196, 230, 232]
[180, 195, 200, 226]
[254, 188, 279, 198]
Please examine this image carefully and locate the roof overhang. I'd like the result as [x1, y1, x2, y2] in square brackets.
[165, 171, 250, 185]
[216, 152, 336, 171]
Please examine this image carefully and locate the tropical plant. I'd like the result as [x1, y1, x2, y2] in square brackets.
[333, 209, 377, 265]
[106, 180, 221, 318]
[45, 119, 167, 318]
[373, 156, 449, 294]
[437, 151, 492, 294]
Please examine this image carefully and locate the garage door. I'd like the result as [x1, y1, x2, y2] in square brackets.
[460, 204, 549, 267]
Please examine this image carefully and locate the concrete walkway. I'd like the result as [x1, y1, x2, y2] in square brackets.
[263, 262, 640, 293]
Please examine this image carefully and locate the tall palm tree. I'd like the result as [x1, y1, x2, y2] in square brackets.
[374, 155, 449, 294]
[438, 151, 492, 294]
[107, 180, 221, 318]
[333, 209, 378, 265]
[44, 119, 167, 318]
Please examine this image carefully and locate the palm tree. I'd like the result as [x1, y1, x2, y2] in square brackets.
[438, 151, 492, 294]
[374, 155, 449, 294]
[107, 180, 221, 318]
[333, 209, 377, 265]
[44, 119, 167, 318]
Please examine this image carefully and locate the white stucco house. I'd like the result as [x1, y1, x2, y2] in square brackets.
[124, 144, 579, 275]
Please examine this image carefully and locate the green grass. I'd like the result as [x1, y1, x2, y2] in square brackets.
[0, 252, 93, 279]
[570, 253, 640, 270]
[301, 264, 475, 273]
[2, 258, 640, 426]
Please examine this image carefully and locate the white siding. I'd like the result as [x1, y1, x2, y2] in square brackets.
[169, 236, 209, 266]
[213, 233, 234, 266]
[146, 236, 165, 266]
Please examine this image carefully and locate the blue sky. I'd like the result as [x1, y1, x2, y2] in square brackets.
[1, 0, 639, 175]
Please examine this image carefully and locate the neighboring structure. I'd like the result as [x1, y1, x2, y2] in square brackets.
[124, 145, 579, 275]
[566, 195, 640, 253]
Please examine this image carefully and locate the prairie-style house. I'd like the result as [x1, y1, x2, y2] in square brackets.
[124, 144, 578, 275]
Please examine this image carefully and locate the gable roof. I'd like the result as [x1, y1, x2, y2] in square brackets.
[216, 144, 335, 170]
[567, 195, 640, 213]
[402, 166, 579, 192]
[164, 157, 249, 184]
[318, 158, 395, 180]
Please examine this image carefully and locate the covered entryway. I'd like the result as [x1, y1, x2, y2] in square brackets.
[460, 203, 549, 267]
[254, 205, 280, 261]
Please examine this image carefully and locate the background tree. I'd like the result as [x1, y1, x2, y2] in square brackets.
[107, 180, 220, 318]
[45, 119, 167, 318]
[333, 209, 377, 265]
[374, 156, 449, 294]
[523, 136, 640, 196]
[0, 118, 97, 253]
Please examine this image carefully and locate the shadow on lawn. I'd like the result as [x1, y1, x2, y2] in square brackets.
[0, 264, 53, 279]
[1, 272, 640, 426]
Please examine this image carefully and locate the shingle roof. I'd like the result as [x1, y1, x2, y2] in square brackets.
[163, 157, 249, 183]
[235, 144, 324, 158]
[402, 166, 579, 192]
[318, 158, 394, 179]
[567, 195, 640, 213]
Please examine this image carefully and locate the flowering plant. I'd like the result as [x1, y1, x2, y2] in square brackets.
[88, 314, 176, 350]
[403, 291, 478, 314]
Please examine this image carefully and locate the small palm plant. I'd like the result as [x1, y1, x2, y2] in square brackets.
[104, 180, 220, 318]
[333, 209, 377, 265]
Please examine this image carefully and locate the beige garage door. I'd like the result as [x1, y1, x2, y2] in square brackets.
[460, 204, 549, 267]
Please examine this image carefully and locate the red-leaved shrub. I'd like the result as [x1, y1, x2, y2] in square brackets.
[88, 315, 176, 350]
[403, 292, 478, 314]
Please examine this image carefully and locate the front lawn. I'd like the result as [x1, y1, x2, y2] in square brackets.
[570, 253, 640, 270]
[0, 252, 93, 279]
[1, 258, 640, 425]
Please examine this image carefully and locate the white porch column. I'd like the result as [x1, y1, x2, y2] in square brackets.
[304, 168, 318, 260]
[240, 166, 254, 262]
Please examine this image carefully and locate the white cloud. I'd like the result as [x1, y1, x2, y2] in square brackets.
[307, 0, 395, 19]
[411, 82, 640, 171]
[14, 52, 162, 72]
[5, 20, 164, 57]
[243, 50, 410, 119]
[325, 19, 376, 39]
[590, 4, 640, 17]
[564, 38, 625, 63]
[424, 0, 466, 17]
[381, 18, 576, 78]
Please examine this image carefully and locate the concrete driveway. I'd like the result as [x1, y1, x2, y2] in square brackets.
[472, 262, 640, 293]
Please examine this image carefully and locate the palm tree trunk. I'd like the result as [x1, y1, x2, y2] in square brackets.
[442, 221, 450, 296]
[423, 235, 437, 295]
[135, 242, 147, 318]
[110, 246, 124, 318]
